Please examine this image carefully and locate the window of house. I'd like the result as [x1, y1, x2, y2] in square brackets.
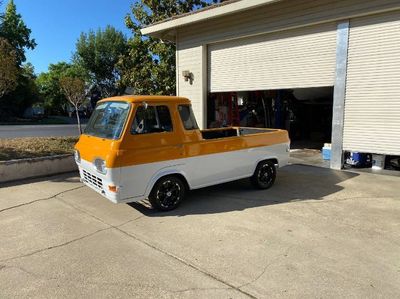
[131, 105, 173, 134]
[178, 105, 199, 130]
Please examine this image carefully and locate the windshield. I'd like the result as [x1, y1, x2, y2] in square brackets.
[84, 101, 130, 139]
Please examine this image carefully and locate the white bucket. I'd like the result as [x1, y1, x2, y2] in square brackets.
[372, 154, 385, 170]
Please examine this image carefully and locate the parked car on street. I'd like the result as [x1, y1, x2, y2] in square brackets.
[74, 96, 290, 210]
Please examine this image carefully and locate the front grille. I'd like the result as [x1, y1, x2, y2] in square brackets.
[82, 170, 103, 190]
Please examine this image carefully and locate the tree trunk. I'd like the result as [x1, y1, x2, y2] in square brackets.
[75, 106, 82, 134]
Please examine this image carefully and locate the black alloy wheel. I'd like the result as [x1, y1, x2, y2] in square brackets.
[149, 176, 186, 211]
[251, 160, 276, 189]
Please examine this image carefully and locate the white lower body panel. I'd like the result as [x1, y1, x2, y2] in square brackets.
[76, 159, 121, 203]
[77, 142, 289, 204]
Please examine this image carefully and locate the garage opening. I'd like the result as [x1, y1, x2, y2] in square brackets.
[207, 87, 334, 150]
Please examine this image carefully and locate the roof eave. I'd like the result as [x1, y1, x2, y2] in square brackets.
[141, 0, 283, 39]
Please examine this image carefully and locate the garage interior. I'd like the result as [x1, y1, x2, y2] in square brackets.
[207, 87, 334, 150]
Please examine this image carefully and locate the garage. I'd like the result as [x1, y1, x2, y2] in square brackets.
[207, 23, 336, 149]
[207, 23, 337, 92]
[343, 10, 400, 156]
[141, 0, 400, 170]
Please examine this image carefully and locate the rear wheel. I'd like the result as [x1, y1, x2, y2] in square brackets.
[148, 176, 186, 211]
[251, 160, 276, 189]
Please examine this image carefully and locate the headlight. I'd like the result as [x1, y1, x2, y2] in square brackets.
[74, 150, 81, 163]
[93, 158, 107, 174]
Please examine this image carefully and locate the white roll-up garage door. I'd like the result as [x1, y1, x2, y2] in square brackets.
[343, 10, 400, 155]
[208, 22, 337, 93]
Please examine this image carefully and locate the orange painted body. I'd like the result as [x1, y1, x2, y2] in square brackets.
[75, 95, 290, 168]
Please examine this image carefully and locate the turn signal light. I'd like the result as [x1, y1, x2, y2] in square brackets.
[108, 185, 118, 193]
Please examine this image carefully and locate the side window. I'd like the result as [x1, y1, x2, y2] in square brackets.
[156, 106, 173, 132]
[178, 105, 199, 130]
[131, 105, 173, 135]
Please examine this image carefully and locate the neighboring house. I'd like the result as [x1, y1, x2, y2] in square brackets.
[141, 0, 400, 169]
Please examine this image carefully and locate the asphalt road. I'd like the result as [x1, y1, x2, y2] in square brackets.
[0, 124, 86, 138]
[1, 165, 399, 298]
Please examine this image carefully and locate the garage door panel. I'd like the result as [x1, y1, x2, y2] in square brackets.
[343, 10, 400, 155]
[208, 22, 337, 92]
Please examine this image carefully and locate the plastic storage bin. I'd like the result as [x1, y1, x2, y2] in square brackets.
[372, 154, 385, 170]
[322, 143, 331, 160]
[345, 152, 372, 168]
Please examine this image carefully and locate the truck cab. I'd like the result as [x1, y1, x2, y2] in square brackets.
[75, 95, 290, 210]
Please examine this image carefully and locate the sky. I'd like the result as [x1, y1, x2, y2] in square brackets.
[1, 0, 134, 74]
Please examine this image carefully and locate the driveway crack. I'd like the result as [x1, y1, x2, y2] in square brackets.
[56, 198, 256, 298]
[0, 186, 85, 214]
[0, 227, 111, 263]
[238, 245, 296, 289]
[57, 197, 145, 227]
[114, 227, 257, 299]
[169, 286, 231, 294]
[0, 264, 41, 278]
[0, 210, 143, 264]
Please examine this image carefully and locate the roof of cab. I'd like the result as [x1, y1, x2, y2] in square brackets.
[98, 95, 191, 104]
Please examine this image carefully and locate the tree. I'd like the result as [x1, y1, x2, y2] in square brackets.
[75, 26, 127, 98]
[120, 0, 218, 95]
[0, 62, 40, 120]
[60, 76, 86, 134]
[36, 62, 73, 115]
[0, 0, 3, 24]
[0, 37, 18, 97]
[0, 0, 39, 120]
[0, 0, 3, 20]
[0, 0, 36, 66]
[37, 61, 89, 116]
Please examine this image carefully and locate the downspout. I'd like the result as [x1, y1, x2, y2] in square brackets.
[175, 29, 179, 96]
[331, 21, 350, 170]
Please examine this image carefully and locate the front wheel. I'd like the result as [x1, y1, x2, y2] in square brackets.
[148, 176, 186, 211]
[251, 160, 276, 189]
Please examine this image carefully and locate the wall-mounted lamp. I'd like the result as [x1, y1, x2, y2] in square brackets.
[182, 70, 194, 85]
[182, 70, 192, 82]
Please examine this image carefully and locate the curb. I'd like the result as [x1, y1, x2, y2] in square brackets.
[0, 154, 78, 184]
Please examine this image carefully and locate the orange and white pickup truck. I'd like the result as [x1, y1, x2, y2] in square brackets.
[74, 95, 290, 210]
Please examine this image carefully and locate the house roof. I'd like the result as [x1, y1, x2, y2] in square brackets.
[141, 0, 283, 40]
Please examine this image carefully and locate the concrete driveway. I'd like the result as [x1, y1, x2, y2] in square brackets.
[0, 165, 399, 298]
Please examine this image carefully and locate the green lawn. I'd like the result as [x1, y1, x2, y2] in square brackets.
[0, 137, 78, 161]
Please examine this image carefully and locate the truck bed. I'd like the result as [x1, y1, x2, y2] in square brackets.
[201, 127, 278, 140]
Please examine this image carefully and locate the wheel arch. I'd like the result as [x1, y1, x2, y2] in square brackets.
[253, 157, 279, 174]
[144, 168, 191, 198]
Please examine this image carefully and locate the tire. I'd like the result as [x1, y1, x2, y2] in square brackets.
[148, 176, 186, 211]
[251, 160, 276, 189]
